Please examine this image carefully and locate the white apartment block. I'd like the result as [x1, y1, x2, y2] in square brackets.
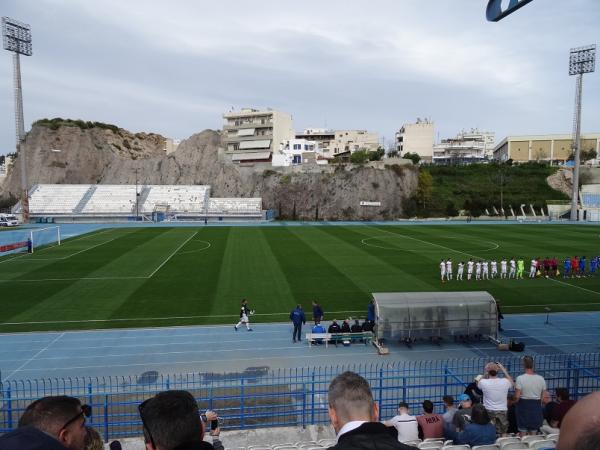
[273, 139, 325, 167]
[432, 129, 495, 164]
[223, 108, 294, 163]
[296, 128, 379, 159]
[395, 118, 434, 161]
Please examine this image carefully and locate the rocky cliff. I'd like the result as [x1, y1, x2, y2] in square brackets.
[0, 122, 417, 220]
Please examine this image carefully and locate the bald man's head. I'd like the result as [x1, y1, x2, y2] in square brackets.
[557, 392, 600, 450]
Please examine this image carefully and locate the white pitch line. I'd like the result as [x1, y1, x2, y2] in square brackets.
[177, 240, 212, 255]
[546, 277, 600, 296]
[26, 236, 119, 261]
[0, 310, 365, 326]
[3, 332, 65, 381]
[361, 236, 499, 253]
[0, 276, 148, 283]
[146, 231, 198, 278]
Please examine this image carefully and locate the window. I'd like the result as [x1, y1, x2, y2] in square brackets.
[293, 144, 301, 150]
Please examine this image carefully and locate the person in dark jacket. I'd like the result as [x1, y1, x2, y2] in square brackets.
[351, 319, 363, 333]
[312, 301, 324, 323]
[327, 371, 417, 450]
[139, 390, 223, 450]
[367, 299, 375, 323]
[341, 319, 351, 333]
[447, 404, 496, 446]
[464, 375, 484, 404]
[290, 304, 306, 343]
[0, 426, 70, 450]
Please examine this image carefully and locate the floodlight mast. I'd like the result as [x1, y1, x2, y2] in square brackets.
[568, 45, 596, 221]
[2, 16, 32, 222]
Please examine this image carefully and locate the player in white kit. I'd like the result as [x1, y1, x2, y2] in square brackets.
[490, 260, 498, 279]
[500, 258, 508, 279]
[482, 261, 489, 280]
[446, 259, 453, 281]
[440, 259, 446, 282]
[475, 261, 482, 280]
[509, 257, 516, 279]
[467, 259, 474, 280]
[529, 258, 537, 278]
[457, 261, 464, 280]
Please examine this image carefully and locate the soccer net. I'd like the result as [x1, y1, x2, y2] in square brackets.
[0, 226, 61, 256]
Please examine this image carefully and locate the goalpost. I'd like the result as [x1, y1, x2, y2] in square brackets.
[0, 226, 61, 256]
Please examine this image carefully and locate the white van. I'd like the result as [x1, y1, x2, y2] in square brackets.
[0, 213, 19, 227]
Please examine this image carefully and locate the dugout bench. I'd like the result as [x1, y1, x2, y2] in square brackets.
[305, 331, 374, 347]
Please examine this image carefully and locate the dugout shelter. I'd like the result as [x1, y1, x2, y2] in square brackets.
[372, 291, 498, 343]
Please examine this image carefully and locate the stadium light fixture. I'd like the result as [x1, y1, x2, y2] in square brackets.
[568, 44, 596, 221]
[2, 16, 32, 222]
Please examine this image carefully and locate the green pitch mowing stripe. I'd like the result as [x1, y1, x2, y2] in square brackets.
[1, 224, 600, 333]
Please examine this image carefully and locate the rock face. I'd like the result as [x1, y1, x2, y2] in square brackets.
[0, 123, 417, 220]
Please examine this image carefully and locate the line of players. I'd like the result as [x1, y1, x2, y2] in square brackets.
[439, 255, 599, 282]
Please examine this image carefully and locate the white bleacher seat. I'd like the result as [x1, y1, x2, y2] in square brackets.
[543, 433, 558, 442]
[404, 440, 422, 447]
[208, 198, 262, 216]
[500, 444, 528, 450]
[496, 437, 521, 447]
[29, 184, 91, 214]
[527, 440, 555, 450]
[472, 446, 499, 450]
[520, 436, 545, 445]
[442, 446, 470, 450]
[141, 185, 210, 213]
[82, 184, 137, 214]
[317, 440, 336, 447]
[419, 443, 443, 449]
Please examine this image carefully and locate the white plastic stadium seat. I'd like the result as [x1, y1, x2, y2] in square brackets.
[404, 440, 422, 447]
[500, 444, 528, 450]
[423, 439, 445, 443]
[442, 446, 470, 450]
[528, 440, 556, 450]
[418, 443, 443, 450]
[544, 433, 559, 442]
[496, 437, 521, 447]
[472, 446, 500, 450]
[521, 436, 545, 444]
[317, 440, 336, 447]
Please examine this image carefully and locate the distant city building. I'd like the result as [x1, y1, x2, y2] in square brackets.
[296, 128, 379, 159]
[223, 108, 294, 163]
[493, 134, 600, 163]
[0, 155, 14, 179]
[273, 138, 326, 167]
[164, 138, 181, 155]
[395, 118, 434, 162]
[432, 129, 495, 164]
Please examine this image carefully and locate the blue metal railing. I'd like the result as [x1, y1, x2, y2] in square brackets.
[1, 352, 599, 441]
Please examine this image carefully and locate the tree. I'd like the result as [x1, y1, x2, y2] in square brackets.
[403, 152, 421, 165]
[416, 170, 433, 209]
[581, 149, 597, 162]
[387, 150, 399, 158]
[445, 201, 458, 217]
[368, 147, 385, 161]
[350, 150, 370, 164]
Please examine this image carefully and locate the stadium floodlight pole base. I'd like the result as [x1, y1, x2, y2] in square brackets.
[544, 307, 551, 325]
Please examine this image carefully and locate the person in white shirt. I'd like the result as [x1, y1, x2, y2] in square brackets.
[482, 261, 489, 280]
[457, 262, 464, 281]
[514, 356, 546, 436]
[446, 259, 453, 281]
[500, 259, 508, 279]
[478, 362, 514, 437]
[491, 260, 498, 279]
[440, 259, 446, 282]
[467, 259, 474, 280]
[475, 261, 482, 280]
[509, 258, 516, 279]
[529, 259, 537, 278]
[383, 401, 419, 443]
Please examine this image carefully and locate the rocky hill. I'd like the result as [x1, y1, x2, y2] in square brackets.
[0, 120, 417, 220]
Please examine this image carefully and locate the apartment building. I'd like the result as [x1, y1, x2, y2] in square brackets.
[395, 118, 434, 161]
[493, 134, 600, 163]
[432, 129, 495, 164]
[296, 128, 379, 159]
[272, 138, 325, 167]
[223, 108, 294, 163]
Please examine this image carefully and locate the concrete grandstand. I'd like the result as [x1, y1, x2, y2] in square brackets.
[13, 184, 264, 222]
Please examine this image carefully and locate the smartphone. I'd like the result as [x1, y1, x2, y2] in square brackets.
[211, 418, 219, 430]
[200, 414, 208, 423]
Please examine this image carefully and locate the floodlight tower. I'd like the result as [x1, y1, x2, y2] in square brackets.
[569, 44, 596, 221]
[2, 17, 32, 222]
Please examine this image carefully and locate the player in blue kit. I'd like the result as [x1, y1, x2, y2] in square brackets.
[580, 256, 587, 276]
[590, 256, 597, 276]
[563, 257, 571, 278]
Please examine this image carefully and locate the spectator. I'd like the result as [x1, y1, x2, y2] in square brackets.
[290, 304, 306, 343]
[448, 404, 496, 446]
[464, 375, 483, 404]
[541, 390, 558, 423]
[326, 371, 416, 450]
[351, 319, 363, 333]
[312, 301, 324, 323]
[311, 321, 326, 345]
[453, 395, 473, 432]
[0, 395, 89, 450]
[556, 392, 600, 450]
[362, 319, 374, 332]
[84, 427, 104, 450]
[442, 395, 456, 430]
[341, 319, 351, 333]
[478, 362, 513, 437]
[416, 400, 444, 440]
[367, 299, 375, 324]
[514, 356, 546, 436]
[383, 402, 419, 443]
[549, 388, 577, 428]
[506, 394, 518, 435]
[138, 390, 223, 450]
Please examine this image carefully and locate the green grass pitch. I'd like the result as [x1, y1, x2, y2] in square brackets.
[1, 224, 599, 332]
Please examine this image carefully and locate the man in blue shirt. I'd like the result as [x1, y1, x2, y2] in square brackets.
[290, 304, 306, 343]
[580, 256, 587, 276]
[312, 321, 326, 345]
[563, 257, 571, 279]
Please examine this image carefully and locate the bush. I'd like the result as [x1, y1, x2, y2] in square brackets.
[403, 152, 421, 164]
[350, 150, 370, 164]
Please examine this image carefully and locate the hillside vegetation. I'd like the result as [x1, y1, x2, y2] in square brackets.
[405, 163, 569, 217]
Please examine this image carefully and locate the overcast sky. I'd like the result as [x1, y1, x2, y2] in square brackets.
[1, 0, 599, 155]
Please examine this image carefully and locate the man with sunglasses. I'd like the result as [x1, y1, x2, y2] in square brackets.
[0, 395, 89, 450]
[139, 390, 224, 450]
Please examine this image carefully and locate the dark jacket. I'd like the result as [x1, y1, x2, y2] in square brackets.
[341, 322, 351, 333]
[351, 323, 363, 332]
[0, 427, 68, 450]
[328, 422, 417, 450]
[290, 308, 306, 326]
[312, 304, 324, 320]
[174, 438, 223, 450]
[367, 303, 375, 321]
[328, 322, 341, 333]
[452, 423, 496, 446]
[464, 383, 483, 404]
